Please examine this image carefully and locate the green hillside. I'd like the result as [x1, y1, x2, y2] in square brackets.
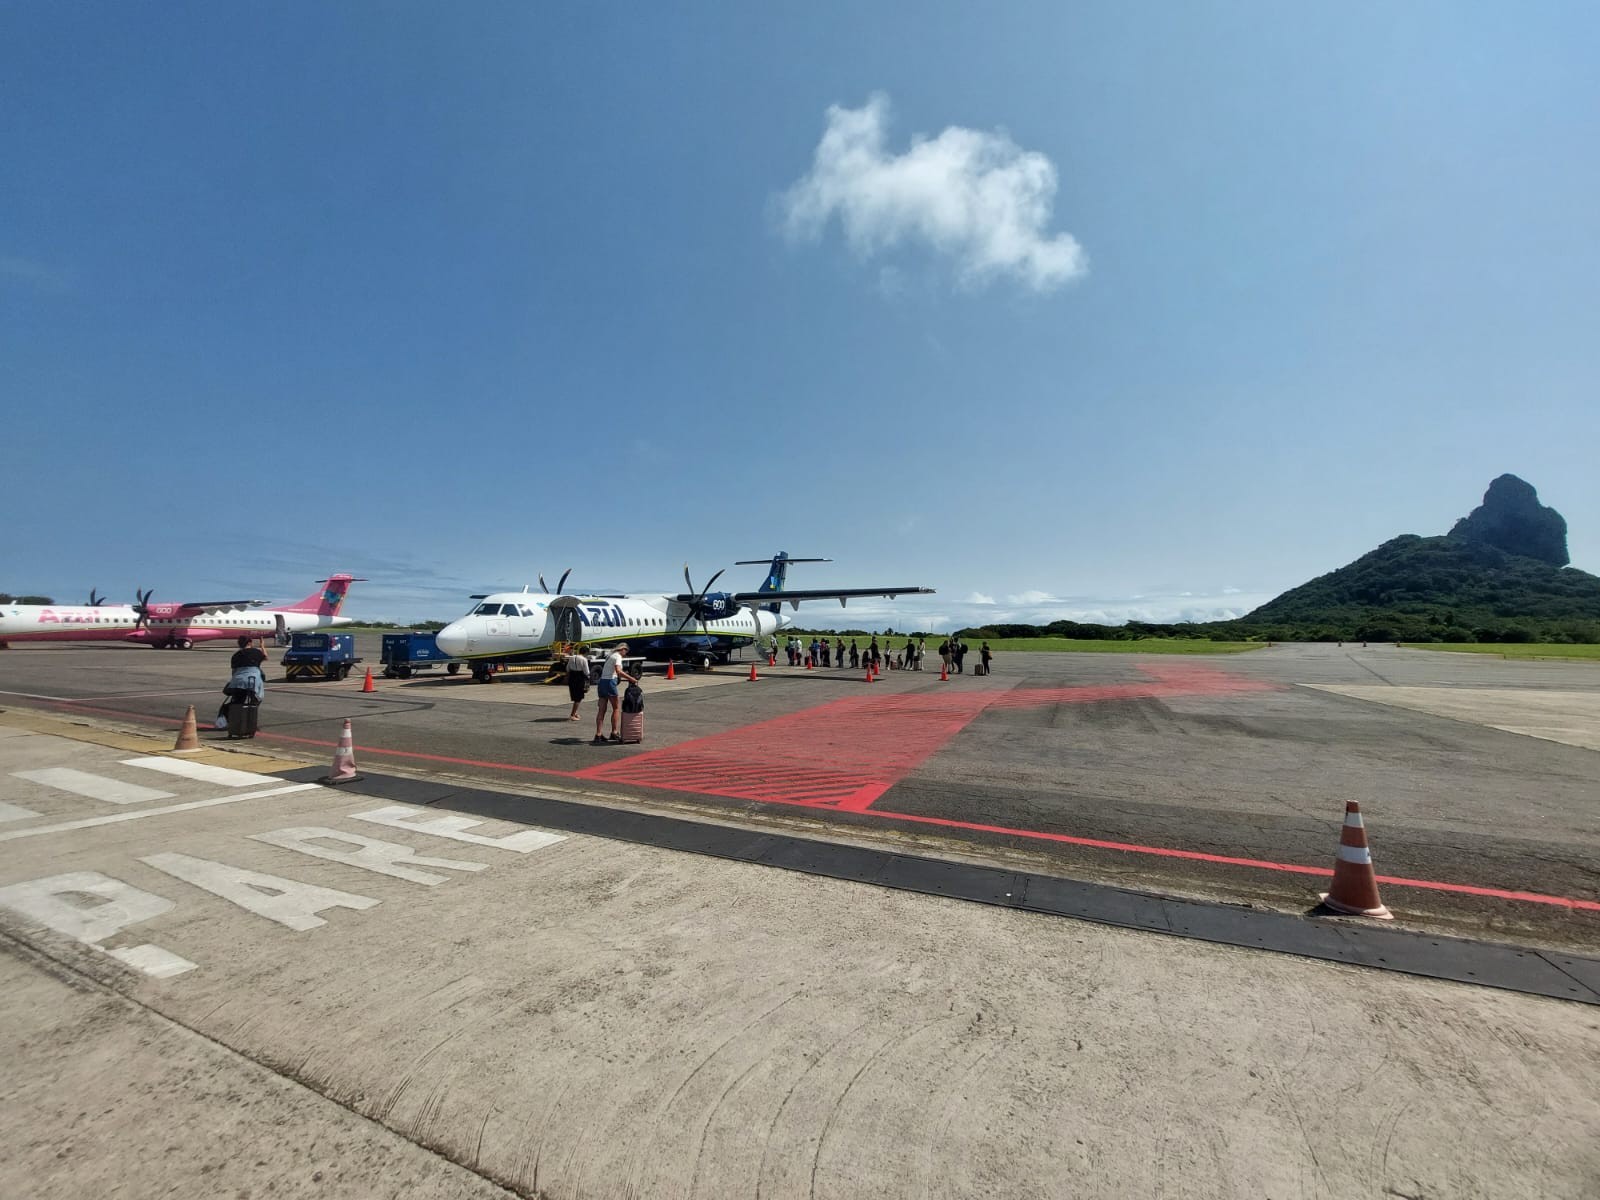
[1238, 534, 1600, 642]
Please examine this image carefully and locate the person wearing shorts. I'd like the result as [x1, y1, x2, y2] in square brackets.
[564, 643, 590, 720]
[593, 642, 638, 744]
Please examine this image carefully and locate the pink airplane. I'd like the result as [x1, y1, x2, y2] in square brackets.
[0, 575, 361, 649]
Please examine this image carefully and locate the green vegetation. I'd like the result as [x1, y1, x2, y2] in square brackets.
[955, 637, 1260, 654]
[1404, 642, 1600, 662]
[787, 628, 1260, 654]
[0, 594, 53, 605]
[1228, 534, 1600, 644]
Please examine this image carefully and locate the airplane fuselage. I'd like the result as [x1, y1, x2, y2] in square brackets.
[434, 593, 790, 666]
[0, 604, 353, 647]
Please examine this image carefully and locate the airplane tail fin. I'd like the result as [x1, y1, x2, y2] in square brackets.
[284, 574, 362, 615]
[735, 553, 830, 613]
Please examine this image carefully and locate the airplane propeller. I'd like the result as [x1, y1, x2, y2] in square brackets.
[538, 568, 573, 595]
[676, 565, 727, 631]
[132, 588, 155, 630]
[87, 588, 105, 607]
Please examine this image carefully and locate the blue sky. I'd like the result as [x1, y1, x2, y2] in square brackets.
[4, 3, 1596, 630]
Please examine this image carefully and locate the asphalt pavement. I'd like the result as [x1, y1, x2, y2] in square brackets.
[2, 638, 1597, 950]
[2, 717, 1597, 1199]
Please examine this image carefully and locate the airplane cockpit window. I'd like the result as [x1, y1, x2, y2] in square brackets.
[474, 603, 504, 616]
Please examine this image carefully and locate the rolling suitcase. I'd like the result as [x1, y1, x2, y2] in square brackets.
[226, 698, 259, 739]
[619, 683, 644, 743]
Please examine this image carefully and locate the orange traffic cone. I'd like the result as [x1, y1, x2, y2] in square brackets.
[768, 653, 776, 667]
[1320, 801, 1392, 919]
[865, 665, 875, 683]
[939, 664, 949, 681]
[666, 660, 676, 681]
[748, 661, 759, 681]
[806, 656, 813, 670]
[320, 718, 363, 785]
[173, 705, 201, 752]
[361, 668, 375, 693]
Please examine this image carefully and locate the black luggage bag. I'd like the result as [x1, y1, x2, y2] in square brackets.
[226, 696, 259, 739]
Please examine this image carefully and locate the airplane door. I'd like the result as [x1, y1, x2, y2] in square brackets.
[550, 598, 582, 645]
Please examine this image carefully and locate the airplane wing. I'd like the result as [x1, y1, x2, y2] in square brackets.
[173, 599, 267, 613]
[723, 586, 936, 610]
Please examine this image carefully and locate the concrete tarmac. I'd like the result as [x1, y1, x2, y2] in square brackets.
[2, 639, 1597, 950]
[2, 722, 1597, 1199]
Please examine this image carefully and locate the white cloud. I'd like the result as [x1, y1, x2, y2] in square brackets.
[779, 94, 1087, 293]
[965, 592, 996, 605]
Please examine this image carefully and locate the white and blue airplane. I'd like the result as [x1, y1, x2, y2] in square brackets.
[433, 552, 934, 673]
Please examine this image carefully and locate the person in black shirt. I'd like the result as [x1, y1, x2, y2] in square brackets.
[231, 636, 267, 672]
[219, 637, 267, 726]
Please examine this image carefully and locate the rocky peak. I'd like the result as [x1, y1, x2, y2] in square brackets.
[1448, 474, 1569, 566]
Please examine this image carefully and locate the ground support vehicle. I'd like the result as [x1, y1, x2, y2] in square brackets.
[282, 633, 360, 681]
[380, 632, 464, 679]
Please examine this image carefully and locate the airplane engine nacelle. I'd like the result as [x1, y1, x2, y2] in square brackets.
[698, 592, 737, 619]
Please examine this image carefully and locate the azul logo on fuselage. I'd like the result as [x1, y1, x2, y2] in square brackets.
[578, 603, 628, 628]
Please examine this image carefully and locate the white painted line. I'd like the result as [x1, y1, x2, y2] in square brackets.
[0, 800, 42, 823]
[12, 768, 176, 805]
[105, 944, 198, 978]
[120, 757, 279, 787]
[0, 784, 321, 842]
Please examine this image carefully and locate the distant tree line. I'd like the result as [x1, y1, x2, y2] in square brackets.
[0, 593, 53, 605]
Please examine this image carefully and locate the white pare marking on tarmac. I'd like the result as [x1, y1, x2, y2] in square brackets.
[251, 826, 489, 885]
[0, 784, 320, 842]
[12, 767, 176, 805]
[0, 800, 42, 823]
[121, 757, 280, 787]
[349, 805, 567, 852]
[0, 872, 198, 978]
[141, 852, 379, 931]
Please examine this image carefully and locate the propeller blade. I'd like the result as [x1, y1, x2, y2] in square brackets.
[703, 568, 725, 593]
[539, 574, 549, 593]
[683, 565, 694, 594]
[556, 568, 571, 595]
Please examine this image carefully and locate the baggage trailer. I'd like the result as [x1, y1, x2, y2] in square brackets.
[381, 632, 465, 679]
[282, 633, 361, 681]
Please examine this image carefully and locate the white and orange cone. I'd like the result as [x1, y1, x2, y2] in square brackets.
[361, 668, 375, 693]
[320, 718, 363, 785]
[1320, 801, 1392, 919]
[173, 705, 201, 753]
[748, 661, 759, 681]
[666, 660, 676, 681]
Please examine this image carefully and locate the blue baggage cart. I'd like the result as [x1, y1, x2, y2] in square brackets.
[381, 632, 465, 679]
[282, 633, 361, 681]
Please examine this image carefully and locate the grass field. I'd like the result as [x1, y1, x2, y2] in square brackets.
[1404, 642, 1600, 662]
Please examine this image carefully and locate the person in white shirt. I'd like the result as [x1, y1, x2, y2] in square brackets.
[564, 643, 590, 721]
[593, 642, 638, 744]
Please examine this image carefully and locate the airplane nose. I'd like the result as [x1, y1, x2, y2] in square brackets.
[434, 624, 468, 656]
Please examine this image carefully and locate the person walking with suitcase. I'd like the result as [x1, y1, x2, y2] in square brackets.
[594, 642, 638, 744]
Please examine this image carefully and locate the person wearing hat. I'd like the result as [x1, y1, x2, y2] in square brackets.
[593, 642, 638, 744]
